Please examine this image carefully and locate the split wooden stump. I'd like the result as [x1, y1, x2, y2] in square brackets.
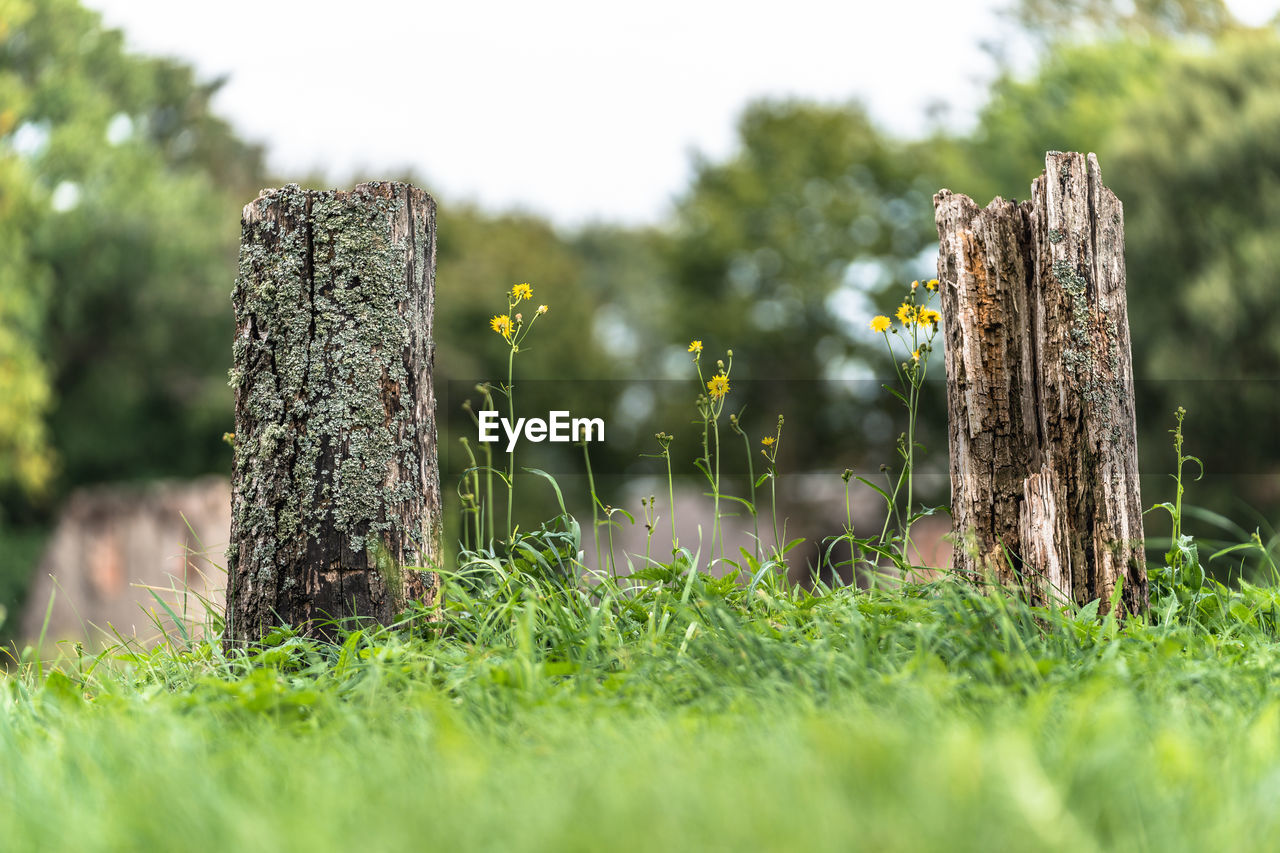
[227, 182, 442, 645]
[934, 152, 1148, 614]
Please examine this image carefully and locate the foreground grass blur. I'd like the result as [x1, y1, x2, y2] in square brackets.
[5, 563, 1280, 851]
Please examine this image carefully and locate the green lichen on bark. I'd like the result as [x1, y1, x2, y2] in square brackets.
[228, 185, 310, 593]
[1052, 259, 1093, 384]
[1050, 258, 1123, 425]
[300, 189, 420, 555]
[369, 540, 403, 609]
[227, 182, 439, 643]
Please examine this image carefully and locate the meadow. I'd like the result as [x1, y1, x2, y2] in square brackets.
[7, 281, 1280, 851]
[7, 548, 1280, 851]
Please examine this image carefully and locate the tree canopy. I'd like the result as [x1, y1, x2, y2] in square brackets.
[659, 100, 946, 472]
[6, 0, 1280, 546]
[0, 0, 265, 515]
[958, 29, 1280, 499]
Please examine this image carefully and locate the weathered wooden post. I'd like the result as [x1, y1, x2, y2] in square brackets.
[934, 152, 1147, 614]
[227, 182, 442, 644]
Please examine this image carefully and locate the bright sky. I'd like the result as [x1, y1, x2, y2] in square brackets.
[82, 0, 1279, 227]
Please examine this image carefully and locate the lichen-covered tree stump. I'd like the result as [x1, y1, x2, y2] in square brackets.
[934, 152, 1147, 614]
[227, 182, 442, 645]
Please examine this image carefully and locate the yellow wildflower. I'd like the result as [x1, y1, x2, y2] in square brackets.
[918, 308, 941, 328]
[536, 304, 548, 315]
[911, 280, 919, 290]
[870, 315, 892, 334]
[911, 349, 921, 362]
[490, 314, 512, 340]
[688, 340, 703, 354]
[511, 282, 533, 301]
[896, 303, 915, 326]
[707, 373, 730, 399]
[926, 279, 939, 291]
[761, 436, 776, 447]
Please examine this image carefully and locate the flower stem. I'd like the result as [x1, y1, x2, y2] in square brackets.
[481, 387, 496, 544]
[505, 343, 516, 540]
[712, 415, 722, 561]
[735, 421, 760, 564]
[664, 446, 678, 553]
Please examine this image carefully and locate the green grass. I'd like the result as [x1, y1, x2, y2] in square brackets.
[6, 560, 1280, 851]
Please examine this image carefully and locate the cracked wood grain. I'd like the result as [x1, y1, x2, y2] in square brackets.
[935, 153, 1147, 615]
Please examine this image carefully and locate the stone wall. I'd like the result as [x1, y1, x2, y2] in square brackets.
[20, 477, 230, 646]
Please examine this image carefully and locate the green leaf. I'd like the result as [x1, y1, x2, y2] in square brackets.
[855, 477, 893, 505]
[522, 467, 569, 516]
[605, 506, 637, 525]
[41, 671, 83, 706]
[718, 494, 757, 514]
[1075, 598, 1101, 624]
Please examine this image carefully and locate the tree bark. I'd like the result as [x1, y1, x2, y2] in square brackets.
[934, 152, 1147, 614]
[227, 182, 442, 645]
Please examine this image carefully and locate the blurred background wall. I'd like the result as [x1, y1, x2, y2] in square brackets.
[4, 0, 1280, 645]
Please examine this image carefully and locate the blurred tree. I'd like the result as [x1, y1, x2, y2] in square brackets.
[433, 205, 600, 516]
[7, 0, 1274, 600]
[1, 0, 643, 563]
[661, 100, 947, 476]
[0, 1, 53, 502]
[0, 136, 53, 500]
[1008, 0, 1238, 41]
[432, 205, 655, 533]
[1, 0, 267, 512]
[948, 39, 1173, 204]
[1108, 32, 1280, 504]
[957, 29, 1280, 509]
[435, 206, 606, 385]
[0, 0, 271, 636]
